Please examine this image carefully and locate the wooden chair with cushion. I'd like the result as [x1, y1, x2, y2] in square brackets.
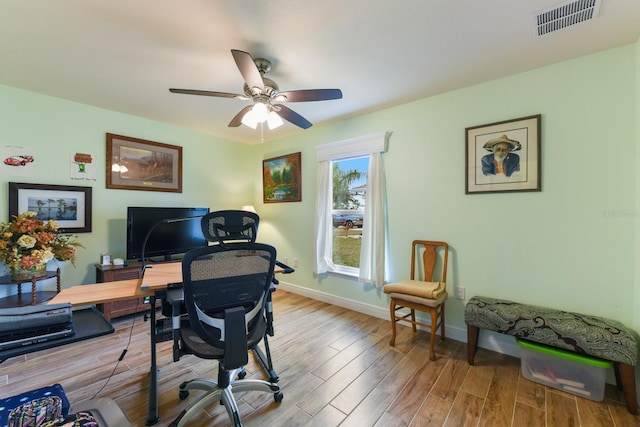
[383, 240, 449, 360]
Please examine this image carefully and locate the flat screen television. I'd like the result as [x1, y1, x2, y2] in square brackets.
[126, 206, 210, 261]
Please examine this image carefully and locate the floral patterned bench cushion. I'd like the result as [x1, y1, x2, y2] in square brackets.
[464, 296, 638, 366]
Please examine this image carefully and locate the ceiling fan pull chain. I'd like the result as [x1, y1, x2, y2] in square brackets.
[260, 122, 265, 144]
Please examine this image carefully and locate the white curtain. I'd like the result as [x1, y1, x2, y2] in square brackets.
[313, 132, 388, 285]
[359, 151, 385, 287]
[312, 159, 334, 274]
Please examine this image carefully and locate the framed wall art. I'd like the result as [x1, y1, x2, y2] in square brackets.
[465, 114, 541, 194]
[106, 133, 182, 193]
[8, 182, 92, 233]
[263, 152, 302, 203]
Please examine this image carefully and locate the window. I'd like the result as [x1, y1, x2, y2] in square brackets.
[313, 132, 387, 287]
[331, 156, 369, 271]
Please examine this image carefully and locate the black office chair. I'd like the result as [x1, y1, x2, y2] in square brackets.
[198, 210, 280, 383]
[201, 210, 259, 244]
[168, 242, 283, 427]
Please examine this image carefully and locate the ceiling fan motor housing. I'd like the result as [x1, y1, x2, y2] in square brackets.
[244, 77, 280, 99]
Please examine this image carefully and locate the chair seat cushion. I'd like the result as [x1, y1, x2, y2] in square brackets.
[389, 291, 448, 307]
[383, 280, 445, 299]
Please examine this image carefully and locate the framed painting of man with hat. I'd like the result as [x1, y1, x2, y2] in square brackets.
[465, 114, 541, 194]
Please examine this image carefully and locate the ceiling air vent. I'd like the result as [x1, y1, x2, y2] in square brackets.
[534, 0, 601, 36]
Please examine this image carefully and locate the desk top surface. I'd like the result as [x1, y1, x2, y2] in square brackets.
[49, 260, 283, 307]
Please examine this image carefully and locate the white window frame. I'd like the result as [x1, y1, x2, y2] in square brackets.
[313, 132, 388, 286]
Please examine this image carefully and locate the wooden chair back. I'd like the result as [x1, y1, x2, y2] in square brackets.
[410, 240, 448, 283]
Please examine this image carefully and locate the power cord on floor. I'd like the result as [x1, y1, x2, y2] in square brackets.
[90, 298, 140, 400]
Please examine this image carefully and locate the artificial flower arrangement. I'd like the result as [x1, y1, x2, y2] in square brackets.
[0, 211, 83, 278]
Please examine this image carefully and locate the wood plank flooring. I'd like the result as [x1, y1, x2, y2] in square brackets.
[1, 290, 638, 426]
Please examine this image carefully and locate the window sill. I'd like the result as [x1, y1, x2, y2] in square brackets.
[327, 265, 360, 280]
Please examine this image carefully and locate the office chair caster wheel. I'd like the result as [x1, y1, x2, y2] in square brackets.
[274, 391, 283, 402]
[178, 382, 190, 400]
[237, 369, 247, 379]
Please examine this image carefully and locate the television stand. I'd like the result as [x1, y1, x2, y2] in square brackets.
[94, 263, 161, 321]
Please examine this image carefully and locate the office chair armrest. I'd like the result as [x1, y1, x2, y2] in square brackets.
[275, 260, 295, 274]
[222, 306, 249, 370]
[266, 286, 275, 336]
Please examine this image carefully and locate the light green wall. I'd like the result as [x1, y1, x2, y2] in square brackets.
[635, 38, 640, 396]
[636, 39, 640, 332]
[0, 84, 252, 292]
[0, 42, 637, 337]
[255, 43, 638, 331]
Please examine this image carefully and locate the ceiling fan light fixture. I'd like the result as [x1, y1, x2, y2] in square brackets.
[267, 111, 284, 130]
[241, 110, 258, 129]
[252, 101, 269, 122]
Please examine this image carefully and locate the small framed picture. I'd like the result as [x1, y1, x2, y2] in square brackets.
[100, 253, 111, 265]
[263, 152, 302, 203]
[465, 114, 541, 194]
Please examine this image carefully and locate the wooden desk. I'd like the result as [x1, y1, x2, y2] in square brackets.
[48, 260, 285, 426]
[48, 262, 182, 306]
[49, 261, 284, 306]
[95, 263, 154, 321]
[49, 262, 182, 425]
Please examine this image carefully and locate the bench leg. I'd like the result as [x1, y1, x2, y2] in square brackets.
[467, 325, 479, 365]
[615, 362, 638, 415]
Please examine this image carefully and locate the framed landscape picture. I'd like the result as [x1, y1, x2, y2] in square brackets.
[465, 114, 541, 194]
[106, 133, 182, 193]
[8, 182, 92, 233]
[263, 152, 302, 203]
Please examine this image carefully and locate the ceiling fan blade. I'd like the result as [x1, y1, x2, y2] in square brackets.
[231, 49, 264, 94]
[169, 88, 248, 100]
[275, 105, 313, 129]
[228, 105, 254, 127]
[275, 89, 343, 102]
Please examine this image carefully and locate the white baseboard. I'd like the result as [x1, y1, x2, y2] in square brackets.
[277, 281, 521, 358]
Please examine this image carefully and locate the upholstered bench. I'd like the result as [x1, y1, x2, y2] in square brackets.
[464, 296, 638, 414]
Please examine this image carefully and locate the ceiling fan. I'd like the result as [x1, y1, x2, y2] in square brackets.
[170, 49, 343, 131]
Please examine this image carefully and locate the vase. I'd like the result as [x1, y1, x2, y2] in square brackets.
[10, 263, 47, 281]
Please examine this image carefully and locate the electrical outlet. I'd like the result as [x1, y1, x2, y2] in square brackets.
[455, 286, 465, 300]
[293, 258, 299, 268]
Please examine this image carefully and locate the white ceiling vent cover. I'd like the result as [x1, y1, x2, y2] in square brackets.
[534, 0, 601, 36]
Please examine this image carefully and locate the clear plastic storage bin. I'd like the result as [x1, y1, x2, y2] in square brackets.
[517, 338, 612, 401]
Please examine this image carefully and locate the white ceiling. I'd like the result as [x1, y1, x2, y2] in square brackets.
[1, 1, 639, 144]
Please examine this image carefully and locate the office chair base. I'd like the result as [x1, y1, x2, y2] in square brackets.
[169, 376, 282, 427]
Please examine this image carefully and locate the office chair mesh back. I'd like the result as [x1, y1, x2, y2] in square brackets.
[180, 243, 275, 364]
[197, 209, 283, 386]
[200, 210, 259, 245]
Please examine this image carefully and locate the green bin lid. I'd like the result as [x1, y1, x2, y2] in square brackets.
[516, 338, 613, 368]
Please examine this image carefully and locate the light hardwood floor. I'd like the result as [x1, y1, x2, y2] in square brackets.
[1, 290, 638, 426]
